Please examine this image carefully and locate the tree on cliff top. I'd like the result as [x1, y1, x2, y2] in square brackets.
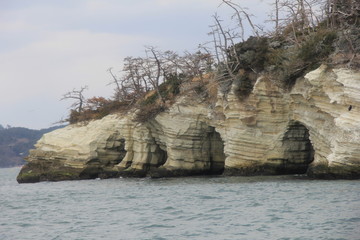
[61, 86, 88, 113]
[61, 0, 359, 124]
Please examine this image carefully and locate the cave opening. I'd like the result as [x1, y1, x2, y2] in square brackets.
[147, 134, 168, 170]
[208, 127, 226, 175]
[154, 145, 167, 168]
[281, 121, 315, 174]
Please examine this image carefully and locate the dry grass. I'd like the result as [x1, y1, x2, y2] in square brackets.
[68, 100, 131, 124]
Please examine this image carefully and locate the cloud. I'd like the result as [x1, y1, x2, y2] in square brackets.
[0, 30, 159, 102]
[0, 0, 273, 129]
[0, 29, 160, 129]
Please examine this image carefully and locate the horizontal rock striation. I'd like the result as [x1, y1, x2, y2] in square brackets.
[17, 66, 360, 182]
[17, 116, 127, 183]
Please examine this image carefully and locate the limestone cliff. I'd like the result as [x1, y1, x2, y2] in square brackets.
[17, 66, 360, 183]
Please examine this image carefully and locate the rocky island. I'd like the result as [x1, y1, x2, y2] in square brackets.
[17, 1, 360, 183]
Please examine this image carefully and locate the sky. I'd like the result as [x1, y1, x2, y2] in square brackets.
[0, 0, 273, 129]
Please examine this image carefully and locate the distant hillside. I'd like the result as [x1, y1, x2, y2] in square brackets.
[0, 125, 65, 167]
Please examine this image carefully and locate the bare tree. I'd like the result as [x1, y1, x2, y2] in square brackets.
[108, 57, 152, 104]
[207, 0, 265, 84]
[273, 0, 329, 38]
[107, 68, 123, 100]
[327, 0, 360, 66]
[144, 46, 165, 104]
[221, 0, 261, 38]
[209, 13, 242, 83]
[61, 86, 88, 112]
[108, 47, 170, 106]
[108, 67, 136, 103]
[328, 0, 360, 27]
[273, 0, 281, 35]
[121, 57, 149, 101]
[178, 51, 212, 81]
[159, 50, 183, 80]
[108, 46, 216, 105]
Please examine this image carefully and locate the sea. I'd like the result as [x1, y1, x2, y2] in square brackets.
[0, 167, 359, 240]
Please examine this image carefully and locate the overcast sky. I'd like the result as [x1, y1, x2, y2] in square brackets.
[0, 0, 272, 129]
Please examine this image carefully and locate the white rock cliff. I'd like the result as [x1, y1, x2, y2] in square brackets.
[17, 66, 360, 182]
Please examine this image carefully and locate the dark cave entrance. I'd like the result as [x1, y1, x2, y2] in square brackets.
[208, 127, 226, 174]
[281, 121, 315, 174]
[154, 144, 168, 168]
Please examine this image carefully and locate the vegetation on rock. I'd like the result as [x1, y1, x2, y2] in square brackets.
[62, 0, 359, 123]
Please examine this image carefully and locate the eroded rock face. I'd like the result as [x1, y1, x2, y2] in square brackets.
[217, 65, 360, 178]
[117, 95, 226, 177]
[17, 115, 127, 183]
[291, 66, 360, 178]
[17, 66, 360, 182]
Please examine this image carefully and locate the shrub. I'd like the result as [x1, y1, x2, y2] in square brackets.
[229, 36, 269, 73]
[134, 74, 185, 123]
[69, 110, 81, 124]
[233, 71, 256, 101]
[139, 73, 184, 107]
[298, 30, 337, 64]
[262, 29, 337, 89]
[68, 99, 130, 124]
[166, 73, 183, 95]
[215, 37, 269, 99]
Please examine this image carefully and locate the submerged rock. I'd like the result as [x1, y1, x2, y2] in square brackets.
[17, 66, 360, 182]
